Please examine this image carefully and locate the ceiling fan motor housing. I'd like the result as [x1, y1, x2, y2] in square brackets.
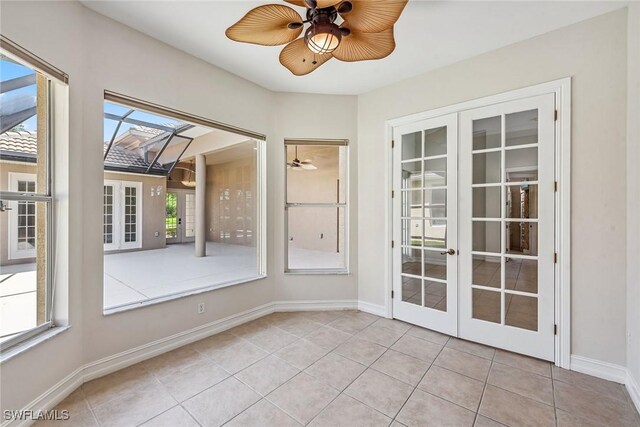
[305, 7, 342, 54]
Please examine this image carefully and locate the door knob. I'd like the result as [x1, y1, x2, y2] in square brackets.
[440, 249, 456, 255]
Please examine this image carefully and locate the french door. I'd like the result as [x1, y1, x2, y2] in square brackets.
[393, 94, 556, 361]
[392, 113, 458, 336]
[165, 190, 196, 244]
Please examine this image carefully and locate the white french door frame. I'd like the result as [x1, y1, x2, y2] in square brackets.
[103, 179, 143, 252]
[384, 78, 572, 368]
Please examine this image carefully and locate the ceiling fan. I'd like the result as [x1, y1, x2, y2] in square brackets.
[225, 0, 408, 76]
[287, 146, 318, 170]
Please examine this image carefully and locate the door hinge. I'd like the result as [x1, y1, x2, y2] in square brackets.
[554, 324, 558, 335]
[391, 140, 395, 149]
[391, 290, 395, 299]
[554, 110, 558, 121]
[554, 253, 558, 263]
[391, 240, 395, 248]
[392, 190, 395, 198]
[554, 181, 558, 192]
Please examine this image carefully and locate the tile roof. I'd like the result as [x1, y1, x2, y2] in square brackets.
[0, 130, 37, 156]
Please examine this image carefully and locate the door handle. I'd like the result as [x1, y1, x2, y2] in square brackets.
[440, 249, 456, 255]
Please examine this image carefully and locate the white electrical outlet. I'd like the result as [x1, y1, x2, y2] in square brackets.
[197, 302, 205, 314]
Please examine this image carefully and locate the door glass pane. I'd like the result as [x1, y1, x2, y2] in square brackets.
[472, 221, 501, 253]
[506, 222, 537, 256]
[403, 190, 423, 218]
[402, 131, 422, 161]
[402, 276, 421, 306]
[424, 158, 446, 185]
[473, 116, 501, 150]
[424, 126, 447, 157]
[472, 256, 501, 289]
[506, 184, 538, 219]
[473, 151, 501, 184]
[124, 186, 137, 243]
[185, 193, 195, 238]
[505, 259, 538, 293]
[473, 186, 500, 218]
[505, 148, 537, 182]
[505, 294, 538, 331]
[424, 250, 447, 280]
[424, 220, 446, 249]
[402, 248, 422, 276]
[425, 188, 446, 218]
[402, 161, 422, 189]
[424, 280, 446, 311]
[473, 289, 501, 324]
[402, 219, 422, 247]
[166, 192, 178, 239]
[506, 109, 538, 147]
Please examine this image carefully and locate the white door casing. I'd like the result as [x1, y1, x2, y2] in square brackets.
[103, 180, 142, 251]
[8, 172, 37, 260]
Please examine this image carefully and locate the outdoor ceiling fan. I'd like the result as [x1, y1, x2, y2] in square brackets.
[225, 0, 408, 76]
[287, 146, 318, 170]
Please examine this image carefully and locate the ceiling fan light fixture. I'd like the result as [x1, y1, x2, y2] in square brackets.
[305, 22, 342, 55]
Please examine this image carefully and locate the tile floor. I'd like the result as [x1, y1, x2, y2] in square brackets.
[40, 311, 640, 427]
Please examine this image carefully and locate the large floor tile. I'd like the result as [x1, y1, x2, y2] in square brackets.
[357, 324, 404, 347]
[474, 415, 506, 427]
[304, 325, 353, 350]
[227, 320, 271, 339]
[303, 310, 348, 325]
[446, 338, 495, 360]
[370, 318, 412, 334]
[225, 399, 301, 427]
[91, 383, 177, 427]
[405, 326, 450, 345]
[552, 365, 630, 403]
[82, 363, 156, 408]
[266, 373, 340, 425]
[487, 363, 553, 406]
[309, 394, 391, 427]
[328, 316, 375, 334]
[555, 408, 610, 427]
[246, 327, 299, 353]
[209, 340, 269, 374]
[191, 332, 242, 359]
[478, 385, 556, 427]
[277, 317, 324, 337]
[35, 410, 99, 427]
[433, 348, 491, 381]
[182, 377, 261, 427]
[140, 406, 200, 427]
[344, 369, 413, 418]
[334, 338, 387, 366]
[371, 349, 430, 386]
[274, 339, 329, 370]
[156, 357, 229, 402]
[141, 344, 208, 379]
[553, 379, 639, 426]
[493, 349, 551, 378]
[418, 365, 484, 411]
[391, 335, 443, 362]
[236, 355, 300, 396]
[396, 389, 475, 427]
[304, 352, 367, 391]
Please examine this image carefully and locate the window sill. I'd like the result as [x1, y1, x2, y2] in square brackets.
[284, 270, 350, 275]
[103, 274, 267, 315]
[0, 325, 71, 365]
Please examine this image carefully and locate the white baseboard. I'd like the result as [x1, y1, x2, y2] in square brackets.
[570, 355, 627, 383]
[2, 299, 368, 427]
[357, 301, 388, 317]
[627, 371, 640, 414]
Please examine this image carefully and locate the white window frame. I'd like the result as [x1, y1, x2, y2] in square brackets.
[8, 172, 38, 260]
[284, 139, 350, 274]
[103, 180, 143, 251]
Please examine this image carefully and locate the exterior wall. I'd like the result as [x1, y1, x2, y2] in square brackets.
[358, 9, 628, 366]
[0, 161, 38, 266]
[102, 172, 167, 252]
[205, 158, 256, 246]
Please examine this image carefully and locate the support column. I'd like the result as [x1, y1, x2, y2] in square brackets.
[195, 154, 206, 257]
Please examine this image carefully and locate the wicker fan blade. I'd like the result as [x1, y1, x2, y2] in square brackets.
[333, 26, 395, 62]
[339, 0, 408, 33]
[226, 5, 303, 46]
[280, 38, 333, 76]
[285, 0, 343, 8]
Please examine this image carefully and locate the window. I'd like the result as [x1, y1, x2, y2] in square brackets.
[103, 180, 142, 251]
[102, 93, 266, 312]
[0, 40, 67, 351]
[285, 139, 349, 273]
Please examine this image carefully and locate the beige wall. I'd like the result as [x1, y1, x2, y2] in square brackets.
[627, 3, 640, 391]
[358, 9, 628, 366]
[102, 172, 167, 252]
[205, 158, 256, 246]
